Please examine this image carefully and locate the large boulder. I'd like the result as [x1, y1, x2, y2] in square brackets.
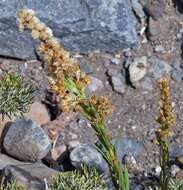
[0, 0, 138, 59]
[3, 117, 51, 162]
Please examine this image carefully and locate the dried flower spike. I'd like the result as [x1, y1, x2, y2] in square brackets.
[18, 9, 90, 112]
[156, 78, 176, 127]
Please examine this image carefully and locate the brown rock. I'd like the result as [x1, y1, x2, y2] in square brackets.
[145, 0, 165, 20]
[42, 112, 78, 140]
[176, 170, 183, 179]
[25, 101, 50, 126]
[148, 17, 170, 40]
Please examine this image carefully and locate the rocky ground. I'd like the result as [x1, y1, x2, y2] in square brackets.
[0, 0, 183, 189]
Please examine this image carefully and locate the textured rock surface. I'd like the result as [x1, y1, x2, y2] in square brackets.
[129, 56, 147, 83]
[112, 138, 144, 162]
[3, 118, 51, 162]
[70, 144, 109, 174]
[0, 0, 137, 59]
[0, 154, 57, 190]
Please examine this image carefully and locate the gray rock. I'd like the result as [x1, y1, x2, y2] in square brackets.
[154, 45, 165, 52]
[3, 117, 51, 162]
[131, 0, 145, 19]
[110, 58, 121, 65]
[170, 165, 181, 177]
[0, 153, 58, 190]
[129, 56, 147, 83]
[0, 0, 138, 59]
[148, 17, 170, 40]
[111, 73, 126, 94]
[149, 57, 172, 79]
[70, 144, 109, 174]
[112, 138, 144, 163]
[140, 77, 153, 91]
[79, 62, 94, 74]
[171, 69, 183, 82]
[86, 76, 103, 94]
[144, 0, 165, 20]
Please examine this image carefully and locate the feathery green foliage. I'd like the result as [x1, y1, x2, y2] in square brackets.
[0, 73, 34, 120]
[168, 178, 183, 190]
[0, 182, 25, 190]
[49, 165, 107, 190]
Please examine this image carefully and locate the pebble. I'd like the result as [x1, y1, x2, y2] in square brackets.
[145, 0, 165, 20]
[129, 56, 147, 83]
[149, 57, 172, 78]
[154, 45, 165, 52]
[44, 142, 68, 164]
[85, 76, 104, 94]
[25, 101, 50, 126]
[170, 164, 181, 177]
[140, 77, 153, 91]
[148, 17, 170, 40]
[70, 144, 109, 174]
[131, 0, 145, 19]
[111, 73, 126, 94]
[3, 117, 51, 162]
[112, 137, 144, 163]
[110, 58, 121, 65]
[171, 69, 183, 82]
[107, 68, 120, 76]
[176, 154, 183, 166]
[154, 165, 161, 176]
[79, 62, 93, 74]
[67, 140, 81, 150]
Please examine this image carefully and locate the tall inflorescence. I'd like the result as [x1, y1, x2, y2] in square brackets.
[156, 78, 176, 190]
[18, 9, 129, 190]
[18, 9, 90, 112]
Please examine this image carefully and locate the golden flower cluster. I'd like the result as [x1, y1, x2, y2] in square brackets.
[86, 95, 114, 122]
[156, 78, 176, 126]
[18, 9, 90, 112]
[156, 78, 176, 144]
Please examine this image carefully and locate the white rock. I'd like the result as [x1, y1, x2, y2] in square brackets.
[129, 56, 147, 83]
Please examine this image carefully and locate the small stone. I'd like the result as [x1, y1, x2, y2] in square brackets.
[154, 166, 161, 176]
[148, 17, 170, 40]
[145, 0, 165, 20]
[140, 77, 153, 91]
[70, 144, 109, 174]
[171, 69, 183, 82]
[176, 154, 183, 166]
[111, 73, 126, 94]
[131, 0, 145, 19]
[149, 57, 172, 78]
[110, 58, 121, 65]
[3, 117, 51, 162]
[129, 56, 147, 83]
[170, 165, 181, 177]
[86, 76, 104, 94]
[67, 140, 81, 150]
[45, 143, 68, 164]
[42, 112, 78, 140]
[112, 138, 144, 162]
[25, 101, 50, 126]
[79, 62, 93, 74]
[154, 45, 164, 52]
[176, 170, 183, 179]
[107, 68, 120, 76]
